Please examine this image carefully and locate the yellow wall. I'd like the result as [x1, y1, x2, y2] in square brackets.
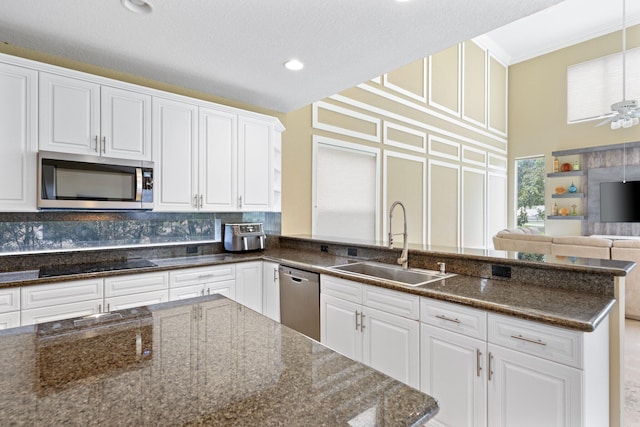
[508, 25, 640, 235]
[281, 42, 510, 248]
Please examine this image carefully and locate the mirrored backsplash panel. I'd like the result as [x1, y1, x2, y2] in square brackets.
[0, 211, 281, 254]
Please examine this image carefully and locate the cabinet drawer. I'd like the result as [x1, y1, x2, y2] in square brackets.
[0, 287, 20, 313]
[0, 311, 20, 330]
[105, 290, 168, 311]
[488, 313, 583, 368]
[363, 284, 419, 320]
[21, 299, 102, 325]
[169, 265, 236, 287]
[105, 272, 169, 297]
[320, 275, 362, 303]
[22, 279, 104, 309]
[420, 298, 487, 340]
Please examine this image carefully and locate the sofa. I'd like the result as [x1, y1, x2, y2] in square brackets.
[493, 228, 640, 319]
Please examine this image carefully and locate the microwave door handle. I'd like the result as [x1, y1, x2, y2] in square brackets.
[135, 168, 143, 202]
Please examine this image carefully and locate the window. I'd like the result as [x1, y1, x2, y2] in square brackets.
[515, 156, 545, 232]
[312, 137, 380, 241]
[567, 47, 640, 123]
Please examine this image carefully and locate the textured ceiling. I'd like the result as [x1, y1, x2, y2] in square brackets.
[0, 0, 563, 112]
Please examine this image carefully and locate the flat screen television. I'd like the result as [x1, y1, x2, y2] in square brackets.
[600, 180, 640, 222]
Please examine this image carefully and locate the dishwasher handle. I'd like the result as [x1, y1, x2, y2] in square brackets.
[281, 271, 310, 283]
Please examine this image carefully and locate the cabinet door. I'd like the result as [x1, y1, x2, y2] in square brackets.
[262, 261, 280, 322]
[320, 293, 362, 361]
[39, 72, 100, 155]
[238, 116, 271, 211]
[105, 290, 168, 311]
[488, 344, 582, 427]
[22, 278, 104, 309]
[169, 284, 206, 301]
[152, 97, 198, 211]
[21, 299, 103, 325]
[0, 62, 37, 211]
[362, 306, 419, 388]
[0, 311, 20, 330]
[101, 86, 151, 160]
[421, 325, 487, 427]
[235, 261, 263, 313]
[199, 108, 237, 211]
[204, 279, 235, 300]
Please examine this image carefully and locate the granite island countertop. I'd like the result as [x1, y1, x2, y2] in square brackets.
[0, 294, 439, 426]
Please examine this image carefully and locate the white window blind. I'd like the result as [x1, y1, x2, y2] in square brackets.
[567, 47, 640, 123]
[313, 140, 378, 241]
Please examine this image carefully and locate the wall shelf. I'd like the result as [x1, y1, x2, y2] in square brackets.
[547, 215, 585, 220]
[547, 171, 585, 178]
[552, 193, 584, 199]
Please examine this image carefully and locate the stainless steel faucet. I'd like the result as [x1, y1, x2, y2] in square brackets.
[388, 201, 409, 269]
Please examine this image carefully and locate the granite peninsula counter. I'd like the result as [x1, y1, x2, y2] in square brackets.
[0, 294, 439, 426]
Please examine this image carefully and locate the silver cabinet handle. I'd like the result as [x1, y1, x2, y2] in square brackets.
[206, 288, 210, 295]
[107, 303, 110, 312]
[435, 314, 461, 324]
[488, 352, 494, 381]
[510, 334, 547, 346]
[360, 312, 365, 331]
[476, 349, 482, 377]
[282, 272, 309, 282]
[238, 195, 243, 209]
[199, 194, 203, 208]
[98, 303, 102, 313]
[194, 194, 199, 207]
[94, 135, 99, 152]
[101, 136, 106, 153]
[355, 310, 360, 331]
[201, 289, 204, 296]
[273, 267, 278, 282]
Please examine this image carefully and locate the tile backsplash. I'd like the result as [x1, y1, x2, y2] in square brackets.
[0, 211, 280, 254]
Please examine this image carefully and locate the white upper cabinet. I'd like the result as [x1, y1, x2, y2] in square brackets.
[238, 116, 272, 211]
[199, 107, 237, 211]
[154, 97, 283, 212]
[152, 97, 199, 212]
[0, 62, 37, 211]
[39, 72, 151, 160]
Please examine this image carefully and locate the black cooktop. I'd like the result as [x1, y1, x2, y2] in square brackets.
[38, 258, 157, 278]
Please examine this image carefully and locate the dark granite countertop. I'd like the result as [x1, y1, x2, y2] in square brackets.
[0, 295, 439, 426]
[0, 244, 619, 332]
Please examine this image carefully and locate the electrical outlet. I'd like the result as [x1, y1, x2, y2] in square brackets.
[186, 245, 198, 254]
[347, 248, 358, 257]
[321, 245, 329, 252]
[491, 264, 511, 278]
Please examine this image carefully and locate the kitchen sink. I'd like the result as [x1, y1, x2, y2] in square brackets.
[329, 261, 455, 287]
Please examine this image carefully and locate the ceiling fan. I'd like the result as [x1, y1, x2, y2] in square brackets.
[597, 0, 640, 129]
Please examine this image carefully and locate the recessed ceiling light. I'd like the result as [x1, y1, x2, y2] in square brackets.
[284, 59, 304, 71]
[121, 0, 152, 14]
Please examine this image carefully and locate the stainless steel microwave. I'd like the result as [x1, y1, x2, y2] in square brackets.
[38, 151, 153, 210]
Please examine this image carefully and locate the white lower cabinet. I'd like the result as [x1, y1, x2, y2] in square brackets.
[0, 287, 21, 329]
[320, 275, 420, 388]
[21, 278, 104, 325]
[420, 297, 609, 427]
[169, 264, 236, 301]
[487, 344, 582, 427]
[20, 273, 169, 326]
[235, 261, 263, 313]
[104, 271, 169, 311]
[262, 261, 280, 321]
[421, 325, 487, 427]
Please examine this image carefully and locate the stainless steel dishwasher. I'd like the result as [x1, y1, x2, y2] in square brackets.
[278, 265, 320, 341]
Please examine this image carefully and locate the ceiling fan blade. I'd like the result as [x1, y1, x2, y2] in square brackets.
[596, 116, 615, 126]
